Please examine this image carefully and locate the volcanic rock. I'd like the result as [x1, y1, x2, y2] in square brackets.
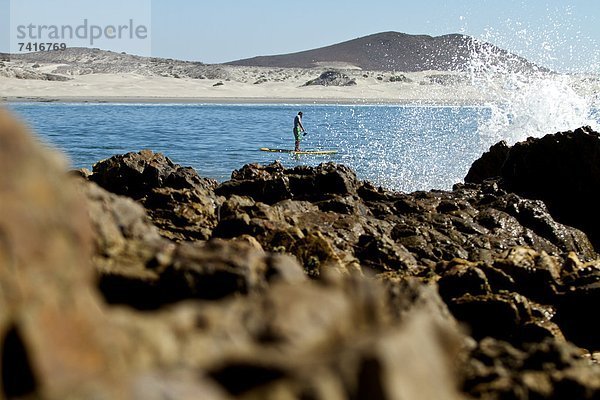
[216, 161, 361, 204]
[436, 246, 600, 353]
[106, 278, 466, 400]
[463, 337, 600, 400]
[466, 126, 600, 250]
[303, 70, 357, 87]
[0, 110, 125, 399]
[82, 179, 168, 273]
[213, 162, 595, 278]
[5, 110, 600, 399]
[91, 150, 217, 198]
[464, 140, 510, 184]
[1, 110, 471, 399]
[81, 178, 306, 309]
[90, 150, 221, 241]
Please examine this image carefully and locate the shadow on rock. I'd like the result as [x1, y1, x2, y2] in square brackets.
[4, 109, 600, 399]
[467, 126, 600, 251]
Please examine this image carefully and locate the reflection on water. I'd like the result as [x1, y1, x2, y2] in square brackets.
[8, 102, 600, 192]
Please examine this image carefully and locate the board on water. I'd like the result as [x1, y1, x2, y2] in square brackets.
[260, 147, 338, 155]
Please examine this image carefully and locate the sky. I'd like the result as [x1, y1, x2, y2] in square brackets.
[1, 0, 599, 72]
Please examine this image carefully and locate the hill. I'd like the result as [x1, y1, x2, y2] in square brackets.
[227, 31, 544, 72]
[2, 47, 238, 80]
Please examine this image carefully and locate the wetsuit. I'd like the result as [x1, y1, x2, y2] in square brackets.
[293, 115, 303, 150]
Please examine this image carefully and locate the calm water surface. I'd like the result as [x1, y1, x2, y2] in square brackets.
[8, 103, 598, 192]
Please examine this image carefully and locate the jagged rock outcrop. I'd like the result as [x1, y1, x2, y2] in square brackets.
[466, 126, 600, 250]
[81, 178, 306, 310]
[464, 140, 510, 183]
[0, 110, 125, 399]
[437, 247, 600, 351]
[0, 109, 471, 400]
[211, 162, 595, 277]
[90, 150, 221, 241]
[101, 127, 600, 398]
[3, 111, 600, 400]
[303, 70, 357, 87]
[463, 338, 600, 400]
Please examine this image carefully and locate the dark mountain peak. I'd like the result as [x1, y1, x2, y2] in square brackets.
[227, 31, 542, 73]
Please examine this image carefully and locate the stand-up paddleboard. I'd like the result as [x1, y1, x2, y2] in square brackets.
[260, 147, 338, 155]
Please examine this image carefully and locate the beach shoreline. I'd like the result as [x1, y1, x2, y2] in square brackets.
[2, 95, 490, 106]
[0, 59, 501, 106]
[3, 54, 598, 107]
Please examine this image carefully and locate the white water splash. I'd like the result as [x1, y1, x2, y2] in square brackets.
[466, 21, 599, 146]
[474, 69, 597, 145]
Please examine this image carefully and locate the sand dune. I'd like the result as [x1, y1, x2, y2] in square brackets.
[0, 69, 491, 104]
[1, 48, 598, 104]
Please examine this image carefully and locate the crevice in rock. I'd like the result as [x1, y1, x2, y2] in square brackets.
[1, 325, 37, 398]
[208, 362, 286, 396]
[97, 274, 165, 311]
[355, 356, 386, 400]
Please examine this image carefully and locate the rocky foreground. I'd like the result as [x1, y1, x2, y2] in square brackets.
[1, 110, 600, 399]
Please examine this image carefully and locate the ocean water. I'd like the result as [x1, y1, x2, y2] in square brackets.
[7, 101, 600, 193]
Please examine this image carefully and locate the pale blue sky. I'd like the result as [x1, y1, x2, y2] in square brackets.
[2, 0, 599, 72]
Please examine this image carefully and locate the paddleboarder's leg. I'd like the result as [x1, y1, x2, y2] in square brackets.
[294, 129, 301, 151]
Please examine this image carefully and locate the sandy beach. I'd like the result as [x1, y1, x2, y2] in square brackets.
[1, 49, 598, 105]
[2, 70, 598, 106]
[0, 52, 505, 104]
[0, 71, 489, 105]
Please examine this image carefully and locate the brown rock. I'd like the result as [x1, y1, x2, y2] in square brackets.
[90, 149, 216, 199]
[81, 179, 170, 275]
[108, 277, 466, 400]
[215, 162, 361, 204]
[467, 127, 600, 251]
[464, 140, 510, 184]
[0, 110, 124, 399]
[89, 150, 221, 241]
[464, 337, 600, 400]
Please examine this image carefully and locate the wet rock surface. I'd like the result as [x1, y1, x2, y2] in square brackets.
[467, 126, 600, 250]
[90, 150, 221, 241]
[2, 114, 600, 400]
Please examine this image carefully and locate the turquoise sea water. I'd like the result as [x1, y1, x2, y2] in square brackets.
[7, 103, 600, 192]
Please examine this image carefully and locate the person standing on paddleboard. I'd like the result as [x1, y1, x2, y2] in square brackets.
[293, 111, 306, 151]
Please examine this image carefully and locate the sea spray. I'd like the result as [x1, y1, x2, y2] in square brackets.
[316, 104, 486, 192]
[466, 24, 599, 147]
[323, 22, 600, 191]
[474, 69, 596, 145]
